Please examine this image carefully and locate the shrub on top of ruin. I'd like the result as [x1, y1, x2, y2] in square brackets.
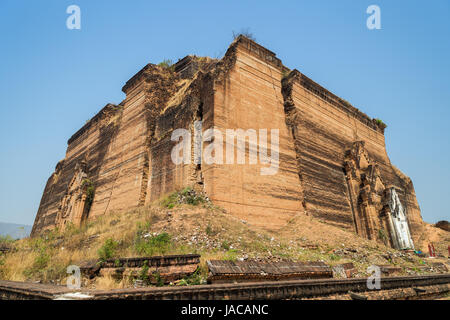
[374, 118, 387, 129]
[157, 59, 175, 72]
[232, 28, 256, 41]
[98, 238, 119, 262]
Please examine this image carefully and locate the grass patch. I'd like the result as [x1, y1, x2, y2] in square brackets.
[329, 253, 341, 261]
[223, 249, 238, 261]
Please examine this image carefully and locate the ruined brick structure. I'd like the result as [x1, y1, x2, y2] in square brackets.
[31, 36, 424, 249]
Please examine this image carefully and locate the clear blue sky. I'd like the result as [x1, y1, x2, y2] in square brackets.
[0, 0, 449, 225]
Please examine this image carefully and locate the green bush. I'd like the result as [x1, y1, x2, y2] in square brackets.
[182, 269, 205, 285]
[179, 187, 205, 206]
[134, 232, 172, 256]
[34, 249, 50, 270]
[139, 261, 150, 285]
[160, 192, 178, 209]
[374, 118, 386, 128]
[152, 271, 164, 287]
[98, 238, 119, 262]
[232, 28, 256, 41]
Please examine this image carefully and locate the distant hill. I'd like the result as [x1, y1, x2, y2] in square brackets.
[0, 222, 32, 239]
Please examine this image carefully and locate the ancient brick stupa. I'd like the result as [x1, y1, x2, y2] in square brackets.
[32, 36, 423, 250]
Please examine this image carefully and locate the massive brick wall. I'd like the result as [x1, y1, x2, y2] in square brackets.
[204, 39, 304, 229]
[32, 36, 424, 248]
[280, 69, 423, 243]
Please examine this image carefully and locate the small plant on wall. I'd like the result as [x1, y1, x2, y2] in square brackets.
[374, 118, 387, 130]
[82, 178, 95, 209]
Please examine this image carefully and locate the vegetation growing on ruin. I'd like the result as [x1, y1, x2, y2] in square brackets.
[232, 28, 256, 41]
[152, 271, 164, 287]
[281, 69, 290, 80]
[82, 178, 95, 209]
[375, 118, 387, 128]
[139, 260, 150, 285]
[378, 229, 388, 245]
[160, 187, 207, 209]
[0, 194, 448, 289]
[157, 59, 175, 72]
